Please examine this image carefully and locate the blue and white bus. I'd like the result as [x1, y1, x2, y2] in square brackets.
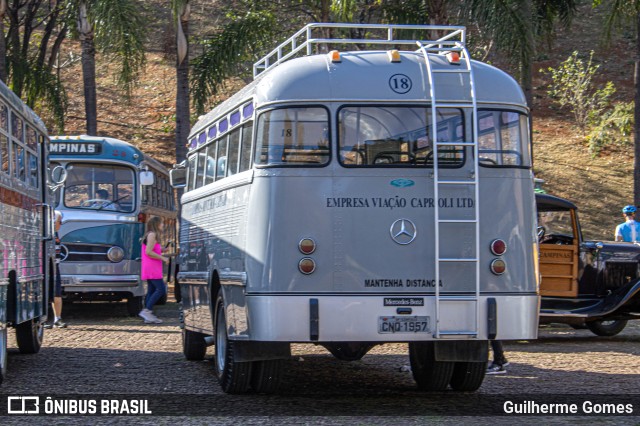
[0, 81, 59, 384]
[50, 136, 176, 316]
[172, 23, 539, 393]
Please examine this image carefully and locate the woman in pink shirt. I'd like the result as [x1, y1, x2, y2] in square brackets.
[139, 216, 169, 324]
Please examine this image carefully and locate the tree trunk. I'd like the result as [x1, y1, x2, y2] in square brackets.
[175, 3, 190, 165]
[78, 1, 97, 135]
[634, 10, 640, 207]
[0, 0, 7, 83]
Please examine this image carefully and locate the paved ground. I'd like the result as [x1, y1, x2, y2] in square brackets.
[1, 300, 639, 424]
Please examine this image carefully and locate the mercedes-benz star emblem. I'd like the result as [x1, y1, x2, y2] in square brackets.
[390, 219, 417, 245]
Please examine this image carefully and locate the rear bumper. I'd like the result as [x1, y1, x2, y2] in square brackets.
[61, 274, 145, 297]
[228, 293, 539, 342]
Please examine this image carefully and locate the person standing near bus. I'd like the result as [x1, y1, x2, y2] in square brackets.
[139, 216, 169, 324]
[45, 210, 67, 329]
[615, 205, 640, 242]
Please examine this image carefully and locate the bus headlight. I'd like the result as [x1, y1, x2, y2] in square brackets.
[107, 246, 125, 263]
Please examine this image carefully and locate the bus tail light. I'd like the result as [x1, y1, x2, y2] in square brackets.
[490, 239, 507, 256]
[107, 246, 125, 263]
[138, 213, 147, 223]
[490, 259, 506, 275]
[299, 258, 316, 274]
[299, 238, 316, 255]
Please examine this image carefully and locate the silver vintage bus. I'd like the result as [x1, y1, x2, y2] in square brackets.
[0, 80, 58, 384]
[50, 136, 177, 316]
[172, 24, 539, 393]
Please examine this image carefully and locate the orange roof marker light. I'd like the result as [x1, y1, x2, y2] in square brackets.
[446, 51, 461, 64]
[387, 49, 401, 63]
[329, 50, 341, 63]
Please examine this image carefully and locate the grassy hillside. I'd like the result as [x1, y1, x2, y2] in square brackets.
[54, 2, 632, 241]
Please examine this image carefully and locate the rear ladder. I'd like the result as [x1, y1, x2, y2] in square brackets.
[416, 40, 480, 339]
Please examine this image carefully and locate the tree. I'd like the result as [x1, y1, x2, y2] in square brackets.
[593, 0, 640, 207]
[172, 0, 190, 164]
[73, 0, 147, 135]
[460, 0, 578, 109]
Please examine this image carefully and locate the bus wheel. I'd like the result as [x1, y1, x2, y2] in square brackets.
[449, 362, 486, 391]
[408, 342, 454, 391]
[586, 319, 628, 337]
[126, 296, 143, 317]
[0, 326, 7, 384]
[15, 318, 44, 354]
[182, 328, 206, 361]
[251, 359, 284, 394]
[324, 343, 373, 361]
[213, 291, 252, 393]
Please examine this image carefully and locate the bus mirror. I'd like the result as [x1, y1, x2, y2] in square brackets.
[50, 165, 67, 185]
[140, 170, 154, 186]
[170, 167, 187, 188]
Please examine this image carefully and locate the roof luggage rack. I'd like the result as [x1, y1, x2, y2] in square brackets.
[253, 23, 467, 78]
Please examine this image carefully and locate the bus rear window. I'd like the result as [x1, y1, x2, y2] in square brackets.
[339, 106, 464, 167]
[255, 107, 329, 166]
[477, 110, 530, 167]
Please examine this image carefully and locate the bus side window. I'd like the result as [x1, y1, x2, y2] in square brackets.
[28, 152, 38, 187]
[227, 129, 240, 176]
[239, 122, 253, 172]
[0, 134, 8, 174]
[188, 154, 197, 190]
[216, 136, 228, 180]
[14, 143, 24, 181]
[204, 142, 216, 185]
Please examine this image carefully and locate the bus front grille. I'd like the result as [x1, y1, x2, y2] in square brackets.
[64, 243, 110, 262]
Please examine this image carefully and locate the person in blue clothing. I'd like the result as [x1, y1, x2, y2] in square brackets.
[615, 205, 640, 242]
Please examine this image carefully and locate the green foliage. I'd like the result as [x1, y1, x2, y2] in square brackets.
[586, 102, 634, 156]
[190, 11, 277, 115]
[544, 50, 615, 134]
[92, 0, 147, 96]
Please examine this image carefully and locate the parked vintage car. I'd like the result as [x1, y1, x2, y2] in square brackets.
[536, 193, 640, 336]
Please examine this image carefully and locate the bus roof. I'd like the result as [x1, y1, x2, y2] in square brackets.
[0, 79, 48, 135]
[50, 135, 167, 171]
[190, 49, 526, 140]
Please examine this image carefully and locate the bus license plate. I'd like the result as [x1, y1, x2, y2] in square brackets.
[378, 316, 430, 334]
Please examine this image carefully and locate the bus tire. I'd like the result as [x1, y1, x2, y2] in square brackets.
[449, 361, 486, 391]
[586, 319, 627, 337]
[182, 328, 207, 361]
[214, 291, 252, 393]
[251, 359, 284, 394]
[324, 343, 373, 361]
[409, 342, 454, 391]
[0, 326, 7, 384]
[126, 296, 143, 317]
[15, 318, 43, 354]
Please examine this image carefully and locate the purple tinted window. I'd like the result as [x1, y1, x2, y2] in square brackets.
[242, 103, 254, 119]
[219, 119, 228, 133]
[189, 138, 197, 149]
[230, 111, 241, 126]
[198, 132, 206, 144]
[208, 125, 217, 139]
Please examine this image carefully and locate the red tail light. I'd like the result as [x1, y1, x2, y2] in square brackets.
[138, 213, 147, 223]
[299, 238, 316, 255]
[490, 239, 507, 256]
[298, 258, 316, 275]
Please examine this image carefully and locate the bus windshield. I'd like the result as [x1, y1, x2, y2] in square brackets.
[63, 163, 135, 212]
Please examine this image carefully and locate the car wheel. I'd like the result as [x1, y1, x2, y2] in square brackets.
[409, 342, 455, 391]
[126, 296, 143, 317]
[15, 318, 44, 354]
[213, 291, 252, 393]
[586, 319, 628, 337]
[449, 361, 486, 391]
